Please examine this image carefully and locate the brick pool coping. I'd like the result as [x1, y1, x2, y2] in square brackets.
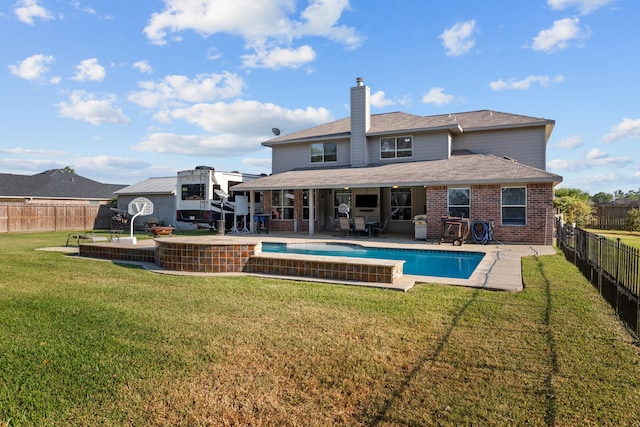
[77, 236, 412, 291]
[53, 234, 557, 292]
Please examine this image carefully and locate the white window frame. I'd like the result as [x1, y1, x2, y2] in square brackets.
[447, 188, 470, 218]
[310, 142, 337, 163]
[271, 189, 295, 220]
[501, 186, 526, 226]
[380, 136, 413, 159]
[391, 187, 412, 221]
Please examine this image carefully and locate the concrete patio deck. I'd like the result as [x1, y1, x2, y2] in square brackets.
[212, 232, 557, 292]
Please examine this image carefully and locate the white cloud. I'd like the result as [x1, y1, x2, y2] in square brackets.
[128, 72, 245, 108]
[0, 158, 65, 173]
[56, 90, 130, 125]
[72, 58, 106, 82]
[439, 19, 477, 57]
[0, 147, 67, 156]
[134, 133, 262, 156]
[548, 150, 632, 171]
[489, 74, 565, 90]
[8, 54, 55, 80]
[143, 0, 362, 70]
[370, 91, 396, 108]
[71, 1, 96, 15]
[587, 147, 607, 159]
[153, 99, 333, 136]
[421, 87, 454, 105]
[135, 99, 333, 156]
[294, 0, 362, 49]
[14, 0, 53, 25]
[132, 60, 153, 74]
[241, 44, 316, 69]
[76, 155, 150, 170]
[242, 156, 272, 170]
[602, 118, 640, 142]
[547, 0, 616, 15]
[556, 135, 584, 149]
[532, 18, 590, 53]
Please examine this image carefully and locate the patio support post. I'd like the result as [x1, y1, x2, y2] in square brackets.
[249, 190, 256, 233]
[308, 188, 315, 236]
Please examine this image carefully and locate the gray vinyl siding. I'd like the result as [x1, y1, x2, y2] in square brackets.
[365, 132, 450, 163]
[116, 194, 176, 227]
[453, 127, 546, 170]
[350, 84, 370, 166]
[271, 140, 351, 174]
[413, 133, 450, 161]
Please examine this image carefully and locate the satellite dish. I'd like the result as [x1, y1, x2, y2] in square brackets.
[272, 127, 281, 136]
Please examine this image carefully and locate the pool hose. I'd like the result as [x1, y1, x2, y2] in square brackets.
[471, 220, 490, 244]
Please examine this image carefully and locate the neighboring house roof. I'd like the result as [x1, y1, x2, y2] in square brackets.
[609, 197, 640, 205]
[263, 110, 555, 146]
[233, 153, 562, 191]
[0, 169, 126, 200]
[114, 177, 176, 195]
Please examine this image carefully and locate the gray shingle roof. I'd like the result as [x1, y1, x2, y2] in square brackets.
[0, 169, 126, 199]
[233, 153, 562, 191]
[264, 110, 554, 146]
[114, 177, 176, 195]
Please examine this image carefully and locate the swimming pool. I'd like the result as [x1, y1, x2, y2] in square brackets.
[261, 242, 484, 279]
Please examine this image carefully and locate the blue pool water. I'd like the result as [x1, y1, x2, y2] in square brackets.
[261, 242, 484, 279]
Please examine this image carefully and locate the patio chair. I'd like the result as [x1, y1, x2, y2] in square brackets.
[354, 216, 367, 238]
[327, 215, 338, 231]
[339, 217, 352, 237]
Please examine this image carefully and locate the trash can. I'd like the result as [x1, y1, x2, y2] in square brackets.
[413, 214, 427, 240]
[217, 220, 226, 235]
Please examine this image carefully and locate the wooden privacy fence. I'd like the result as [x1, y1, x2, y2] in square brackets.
[0, 203, 114, 233]
[589, 203, 639, 230]
[557, 221, 639, 339]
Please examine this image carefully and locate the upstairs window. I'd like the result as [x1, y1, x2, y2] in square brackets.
[310, 142, 337, 163]
[448, 188, 470, 218]
[381, 136, 412, 159]
[502, 187, 526, 226]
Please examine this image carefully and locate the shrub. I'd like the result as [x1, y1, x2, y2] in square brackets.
[625, 208, 640, 232]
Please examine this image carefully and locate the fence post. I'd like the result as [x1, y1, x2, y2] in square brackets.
[616, 237, 621, 316]
[598, 235, 604, 294]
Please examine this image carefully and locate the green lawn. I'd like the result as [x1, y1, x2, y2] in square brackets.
[586, 229, 640, 249]
[1, 232, 639, 426]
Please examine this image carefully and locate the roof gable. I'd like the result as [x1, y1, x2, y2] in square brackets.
[0, 169, 126, 199]
[262, 109, 554, 146]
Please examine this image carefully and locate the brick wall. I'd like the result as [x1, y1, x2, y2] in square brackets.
[426, 183, 555, 245]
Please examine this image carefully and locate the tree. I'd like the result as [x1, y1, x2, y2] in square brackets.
[624, 189, 640, 201]
[554, 195, 593, 228]
[62, 166, 75, 174]
[591, 192, 613, 204]
[555, 187, 590, 202]
[625, 208, 640, 232]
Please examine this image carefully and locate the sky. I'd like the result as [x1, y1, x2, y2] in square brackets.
[1, 0, 638, 196]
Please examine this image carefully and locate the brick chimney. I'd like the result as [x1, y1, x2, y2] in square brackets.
[350, 77, 370, 166]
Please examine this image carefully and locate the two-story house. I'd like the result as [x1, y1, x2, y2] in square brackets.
[234, 78, 562, 244]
